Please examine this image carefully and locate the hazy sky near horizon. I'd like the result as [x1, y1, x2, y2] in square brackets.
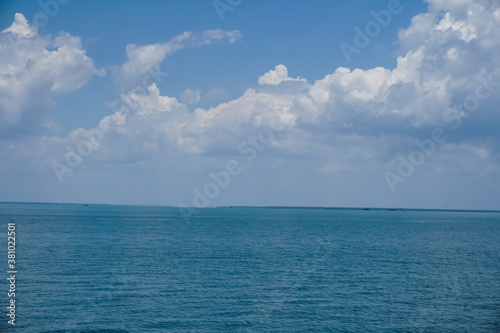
[1, 0, 500, 210]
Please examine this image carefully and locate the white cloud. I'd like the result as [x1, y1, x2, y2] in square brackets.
[199, 29, 242, 44]
[426, 0, 477, 12]
[494, 9, 500, 22]
[125, 83, 184, 115]
[258, 64, 307, 85]
[2, 13, 36, 38]
[115, 29, 242, 90]
[0, 13, 103, 128]
[435, 11, 477, 42]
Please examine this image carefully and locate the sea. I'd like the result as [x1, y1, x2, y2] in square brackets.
[0, 203, 499, 332]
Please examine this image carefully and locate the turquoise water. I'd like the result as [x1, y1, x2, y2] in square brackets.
[0, 203, 499, 332]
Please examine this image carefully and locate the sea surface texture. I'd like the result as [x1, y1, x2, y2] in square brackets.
[0, 203, 499, 332]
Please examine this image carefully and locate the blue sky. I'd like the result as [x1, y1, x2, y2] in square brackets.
[1, 0, 500, 209]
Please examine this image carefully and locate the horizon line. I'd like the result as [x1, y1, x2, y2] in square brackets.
[1, 201, 499, 213]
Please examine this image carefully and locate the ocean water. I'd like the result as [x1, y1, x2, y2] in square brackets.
[0, 203, 499, 332]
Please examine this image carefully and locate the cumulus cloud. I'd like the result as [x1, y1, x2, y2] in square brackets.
[115, 29, 242, 90]
[435, 11, 477, 42]
[2, 12, 36, 37]
[0, 13, 103, 130]
[258, 64, 307, 85]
